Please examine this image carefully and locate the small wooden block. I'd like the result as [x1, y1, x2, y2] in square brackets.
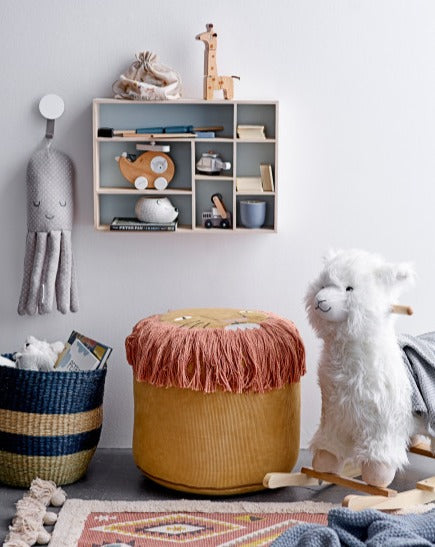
[263, 463, 362, 490]
[391, 304, 413, 315]
[300, 467, 397, 497]
[263, 472, 320, 489]
[344, 484, 435, 511]
[416, 476, 435, 492]
[212, 195, 228, 219]
[343, 494, 388, 510]
[410, 443, 435, 458]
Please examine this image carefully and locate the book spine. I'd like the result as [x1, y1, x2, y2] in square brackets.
[110, 225, 176, 232]
[195, 131, 216, 138]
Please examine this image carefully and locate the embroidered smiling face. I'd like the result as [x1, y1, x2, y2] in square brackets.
[27, 148, 74, 232]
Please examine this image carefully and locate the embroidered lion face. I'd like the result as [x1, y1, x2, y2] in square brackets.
[160, 308, 268, 329]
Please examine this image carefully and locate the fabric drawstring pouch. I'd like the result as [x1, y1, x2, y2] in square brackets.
[113, 51, 182, 100]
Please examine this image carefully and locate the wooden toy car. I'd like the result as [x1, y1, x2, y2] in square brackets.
[202, 193, 232, 229]
[116, 150, 175, 190]
[196, 152, 231, 175]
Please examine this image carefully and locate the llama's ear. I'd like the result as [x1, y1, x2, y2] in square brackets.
[323, 248, 340, 263]
[375, 262, 415, 287]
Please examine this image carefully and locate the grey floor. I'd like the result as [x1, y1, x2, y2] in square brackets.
[1, 448, 433, 543]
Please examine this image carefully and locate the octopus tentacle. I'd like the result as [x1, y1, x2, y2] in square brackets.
[38, 231, 61, 314]
[56, 230, 72, 314]
[18, 232, 37, 315]
[70, 254, 79, 313]
[26, 232, 48, 315]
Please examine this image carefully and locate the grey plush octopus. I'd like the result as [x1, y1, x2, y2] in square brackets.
[18, 139, 78, 315]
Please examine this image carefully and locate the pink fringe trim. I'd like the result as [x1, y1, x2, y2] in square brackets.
[125, 313, 305, 393]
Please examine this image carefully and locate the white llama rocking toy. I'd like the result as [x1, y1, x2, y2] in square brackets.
[196, 23, 239, 100]
[264, 249, 435, 511]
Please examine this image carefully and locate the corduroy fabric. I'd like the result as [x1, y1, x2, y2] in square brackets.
[0, 364, 106, 486]
[133, 380, 301, 495]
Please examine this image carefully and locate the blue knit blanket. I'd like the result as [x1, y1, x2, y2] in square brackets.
[399, 332, 435, 437]
[271, 507, 435, 546]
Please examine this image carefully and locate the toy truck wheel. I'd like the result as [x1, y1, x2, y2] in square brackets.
[204, 219, 213, 229]
[154, 177, 168, 190]
[135, 176, 148, 189]
[220, 219, 230, 229]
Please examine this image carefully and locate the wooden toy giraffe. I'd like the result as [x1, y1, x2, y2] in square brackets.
[196, 23, 239, 100]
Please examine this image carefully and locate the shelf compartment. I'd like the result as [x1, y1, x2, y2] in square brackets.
[236, 142, 276, 178]
[236, 103, 277, 139]
[98, 140, 192, 191]
[235, 194, 276, 231]
[97, 194, 192, 230]
[98, 102, 235, 139]
[194, 140, 234, 178]
[194, 179, 234, 230]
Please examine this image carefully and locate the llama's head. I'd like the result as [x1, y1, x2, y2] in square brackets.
[305, 249, 415, 339]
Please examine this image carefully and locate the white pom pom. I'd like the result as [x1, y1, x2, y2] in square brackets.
[50, 488, 66, 507]
[36, 528, 51, 545]
[43, 511, 57, 525]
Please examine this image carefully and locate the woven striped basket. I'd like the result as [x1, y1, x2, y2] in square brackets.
[0, 359, 106, 487]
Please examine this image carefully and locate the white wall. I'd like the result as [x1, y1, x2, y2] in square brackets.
[1, 0, 434, 448]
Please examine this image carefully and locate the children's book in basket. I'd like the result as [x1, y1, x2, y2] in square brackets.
[55, 331, 112, 372]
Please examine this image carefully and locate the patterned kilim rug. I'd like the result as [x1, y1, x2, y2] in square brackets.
[48, 499, 337, 546]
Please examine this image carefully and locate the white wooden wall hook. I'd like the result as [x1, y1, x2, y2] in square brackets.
[39, 94, 64, 139]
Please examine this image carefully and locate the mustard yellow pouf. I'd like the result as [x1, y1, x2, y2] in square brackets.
[125, 308, 305, 495]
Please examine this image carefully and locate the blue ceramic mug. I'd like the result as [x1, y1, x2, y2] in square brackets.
[240, 200, 266, 228]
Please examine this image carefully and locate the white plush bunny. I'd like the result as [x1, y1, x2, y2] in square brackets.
[0, 355, 16, 367]
[15, 336, 64, 371]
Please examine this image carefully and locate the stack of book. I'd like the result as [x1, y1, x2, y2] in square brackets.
[236, 177, 263, 193]
[55, 331, 112, 372]
[110, 217, 177, 232]
[236, 164, 275, 193]
[260, 164, 275, 191]
[237, 125, 266, 139]
[195, 131, 215, 138]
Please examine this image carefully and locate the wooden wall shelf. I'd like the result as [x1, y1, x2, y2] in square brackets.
[93, 99, 278, 233]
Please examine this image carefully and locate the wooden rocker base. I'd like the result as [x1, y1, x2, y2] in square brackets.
[410, 442, 435, 459]
[263, 443, 435, 511]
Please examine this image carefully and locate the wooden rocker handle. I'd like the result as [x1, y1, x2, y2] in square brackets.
[391, 304, 413, 315]
[409, 442, 435, 458]
[300, 467, 397, 497]
[344, 476, 435, 511]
